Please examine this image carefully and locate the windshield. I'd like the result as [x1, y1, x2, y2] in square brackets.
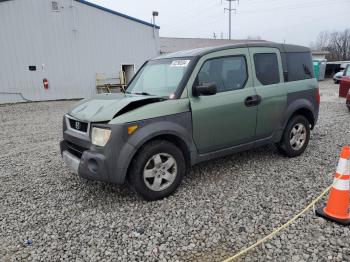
[126, 58, 193, 97]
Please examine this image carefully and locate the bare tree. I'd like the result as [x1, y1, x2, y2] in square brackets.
[331, 29, 350, 60]
[312, 29, 350, 61]
[313, 30, 330, 50]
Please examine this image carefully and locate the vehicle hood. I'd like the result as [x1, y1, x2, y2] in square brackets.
[68, 93, 164, 122]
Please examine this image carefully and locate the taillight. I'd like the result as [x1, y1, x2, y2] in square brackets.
[316, 86, 320, 104]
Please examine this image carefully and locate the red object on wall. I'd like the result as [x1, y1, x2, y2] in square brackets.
[43, 78, 49, 89]
[339, 77, 350, 98]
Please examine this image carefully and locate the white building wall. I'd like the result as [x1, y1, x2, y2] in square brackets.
[0, 0, 160, 103]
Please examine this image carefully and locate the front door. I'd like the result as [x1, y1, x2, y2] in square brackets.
[188, 48, 258, 154]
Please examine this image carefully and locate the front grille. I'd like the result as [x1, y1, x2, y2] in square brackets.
[69, 119, 88, 133]
[65, 141, 88, 159]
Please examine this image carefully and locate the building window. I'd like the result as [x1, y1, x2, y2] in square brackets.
[253, 53, 280, 85]
[196, 56, 248, 93]
[286, 52, 314, 81]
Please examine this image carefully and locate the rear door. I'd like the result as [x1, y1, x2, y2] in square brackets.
[188, 48, 258, 154]
[248, 47, 287, 140]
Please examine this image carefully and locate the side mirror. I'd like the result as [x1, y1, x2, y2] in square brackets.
[193, 82, 217, 96]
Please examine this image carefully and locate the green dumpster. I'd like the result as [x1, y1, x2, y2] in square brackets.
[313, 59, 327, 81]
[313, 60, 320, 80]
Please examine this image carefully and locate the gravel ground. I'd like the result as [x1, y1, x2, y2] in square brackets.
[1, 80, 349, 262]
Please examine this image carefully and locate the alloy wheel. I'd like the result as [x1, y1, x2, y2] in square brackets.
[143, 153, 177, 192]
[290, 123, 307, 150]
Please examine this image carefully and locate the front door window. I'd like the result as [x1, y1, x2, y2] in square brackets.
[196, 56, 248, 93]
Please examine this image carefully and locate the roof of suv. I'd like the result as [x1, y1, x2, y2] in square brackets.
[155, 41, 310, 60]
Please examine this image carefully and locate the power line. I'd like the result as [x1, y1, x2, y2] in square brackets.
[224, 0, 239, 40]
[164, 1, 222, 33]
[165, 7, 224, 35]
[162, 0, 350, 39]
[238, 0, 348, 14]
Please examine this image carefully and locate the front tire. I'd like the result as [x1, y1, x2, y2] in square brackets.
[276, 115, 310, 157]
[128, 140, 186, 201]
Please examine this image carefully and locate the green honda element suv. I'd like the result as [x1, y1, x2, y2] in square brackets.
[60, 42, 320, 200]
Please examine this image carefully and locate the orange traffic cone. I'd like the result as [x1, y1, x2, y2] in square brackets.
[316, 146, 350, 225]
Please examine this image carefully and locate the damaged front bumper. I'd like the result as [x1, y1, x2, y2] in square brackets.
[62, 150, 80, 174]
[60, 116, 137, 184]
[60, 140, 112, 182]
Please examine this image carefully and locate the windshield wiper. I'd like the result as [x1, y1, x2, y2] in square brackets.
[133, 92, 153, 96]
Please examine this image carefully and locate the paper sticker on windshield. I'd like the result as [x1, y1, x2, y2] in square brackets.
[170, 60, 190, 67]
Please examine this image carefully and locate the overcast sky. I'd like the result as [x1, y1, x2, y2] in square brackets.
[89, 0, 350, 46]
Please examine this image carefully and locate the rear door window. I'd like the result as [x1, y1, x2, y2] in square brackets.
[253, 53, 280, 85]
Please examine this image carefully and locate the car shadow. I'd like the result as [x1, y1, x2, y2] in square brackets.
[71, 144, 282, 203]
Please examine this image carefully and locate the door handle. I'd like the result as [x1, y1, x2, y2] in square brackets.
[244, 95, 262, 107]
[244, 96, 255, 107]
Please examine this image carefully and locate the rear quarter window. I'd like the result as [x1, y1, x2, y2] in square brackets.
[286, 52, 314, 81]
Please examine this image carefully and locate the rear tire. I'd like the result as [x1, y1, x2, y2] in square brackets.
[128, 140, 185, 201]
[276, 115, 310, 157]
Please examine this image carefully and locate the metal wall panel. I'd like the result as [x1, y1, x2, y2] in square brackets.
[0, 0, 160, 103]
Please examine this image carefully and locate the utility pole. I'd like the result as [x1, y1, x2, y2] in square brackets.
[224, 0, 239, 40]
